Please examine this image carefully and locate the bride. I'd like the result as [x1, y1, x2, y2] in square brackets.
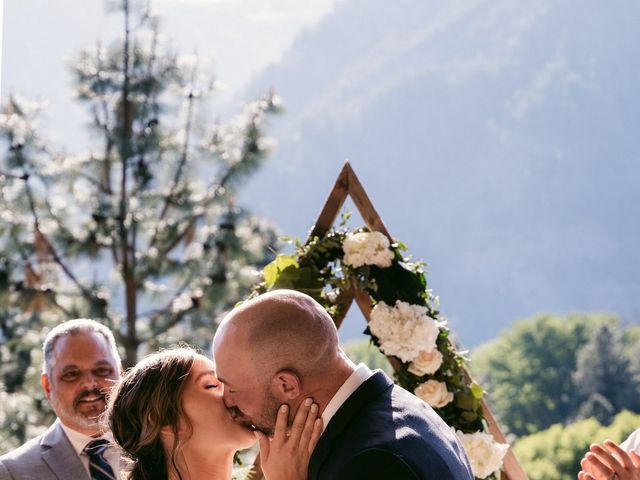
[107, 346, 322, 480]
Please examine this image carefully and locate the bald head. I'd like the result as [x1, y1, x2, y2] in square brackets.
[215, 290, 340, 379]
[213, 290, 356, 434]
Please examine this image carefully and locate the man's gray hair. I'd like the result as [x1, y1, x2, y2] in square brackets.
[42, 319, 121, 378]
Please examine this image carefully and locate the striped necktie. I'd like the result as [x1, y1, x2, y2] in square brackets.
[84, 439, 116, 480]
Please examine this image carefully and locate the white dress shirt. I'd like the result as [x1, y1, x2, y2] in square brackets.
[621, 428, 640, 452]
[321, 363, 374, 432]
[57, 419, 121, 477]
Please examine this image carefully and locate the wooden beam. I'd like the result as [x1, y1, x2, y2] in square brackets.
[482, 399, 529, 480]
[332, 291, 355, 330]
[308, 161, 350, 239]
[344, 163, 392, 240]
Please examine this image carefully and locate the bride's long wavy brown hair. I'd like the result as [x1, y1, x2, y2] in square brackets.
[106, 347, 198, 480]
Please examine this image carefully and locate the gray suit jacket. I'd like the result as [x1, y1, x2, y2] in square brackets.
[0, 421, 89, 480]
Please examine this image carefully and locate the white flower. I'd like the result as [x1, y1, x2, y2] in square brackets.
[408, 349, 443, 376]
[0, 209, 15, 222]
[177, 53, 199, 71]
[257, 136, 277, 152]
[171, 292, 193, 314]
[325, 289, 339, 303]
[144, 280, 168, 293]
[48, 192, 68, 215]
[414, 380, 453, 408]
[2, 182, 23, 203]
[369, 300, 440, 362]
[184, 242, 204, 261]
[73, 178, 94, 204]
[342, 231, 394, 268]
[55, 294, 75, 312]
[455, 430, 509, 479]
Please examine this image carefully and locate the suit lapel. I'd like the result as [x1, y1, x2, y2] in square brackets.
[41, 422, 89, 479]
[308, 370, 393, 480]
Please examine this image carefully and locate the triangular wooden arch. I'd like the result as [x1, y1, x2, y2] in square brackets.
[307, 161, 529, 480]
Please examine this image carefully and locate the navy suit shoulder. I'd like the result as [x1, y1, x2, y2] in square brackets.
[309, 370, 474, 480]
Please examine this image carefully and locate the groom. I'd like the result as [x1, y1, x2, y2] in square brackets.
[213, 289, 473, 479]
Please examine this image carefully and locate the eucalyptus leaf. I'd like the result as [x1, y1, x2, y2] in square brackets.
[455, 393, 475, 411]
[461, 411, 478, 423]
[263, 261, 278, 287]
[275, 254, 298, 271]
[471, 381, 484, 400]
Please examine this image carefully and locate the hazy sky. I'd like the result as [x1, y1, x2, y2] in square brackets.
[0, 0, 4, 98]
[1, 1, 339, 101]
[1, 0, 342, 148]
[2, 1, 639, 347]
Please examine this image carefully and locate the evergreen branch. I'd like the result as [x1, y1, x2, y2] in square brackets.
[148, 68, 198, 249]
[13, 279, 94, 299]
[141, 308, 190, 342]
[51, 295, 73, 317]
[150, 89, 273, 257]
[141, 273, 195, 341]
[94, 43, 118, 264]
[127, 22, 159, 275]
[100, 142, 119, 265]
[37, 182, 88, 256]
[22, 175, 95, 301]
[97, 86, 118, 264]
[129, 20, 159, 198]
[157, 159, 238, 257]
[74, 170, 113, 195]
[142, 290, 238, 343]
[159, 216, 198, 257]
[0, 169, 27, 180]
[100, 78, 115, 191]
[13, 234, 33, 265]
[87, 39, 115, 196]
[142, 232, 234, 340]
[138, 18, 159, 132]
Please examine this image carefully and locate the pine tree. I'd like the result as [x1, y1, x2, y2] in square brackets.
[0, 0, 280, 449]
[573, 324, 637, 423]
[625, 341, 640, 411]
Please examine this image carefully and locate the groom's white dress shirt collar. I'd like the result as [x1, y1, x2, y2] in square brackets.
[57, 418, 121, 476]
[621, 428, 640, 452]
[321, 363, 373, 432]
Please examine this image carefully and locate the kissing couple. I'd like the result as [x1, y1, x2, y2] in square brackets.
[111, 289, 473, 479]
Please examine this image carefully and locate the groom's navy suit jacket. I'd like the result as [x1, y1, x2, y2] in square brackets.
[308, 370, 474, 480]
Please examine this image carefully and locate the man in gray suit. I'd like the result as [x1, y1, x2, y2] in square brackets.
[0, 319, 122, 480]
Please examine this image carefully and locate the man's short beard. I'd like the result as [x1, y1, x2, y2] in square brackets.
[255, 391, 282, 436]
[49, 388, 106, 431]
[233, 390, 282, 436]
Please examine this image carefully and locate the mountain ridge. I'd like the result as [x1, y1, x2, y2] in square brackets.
[236, 0, 640, 346]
